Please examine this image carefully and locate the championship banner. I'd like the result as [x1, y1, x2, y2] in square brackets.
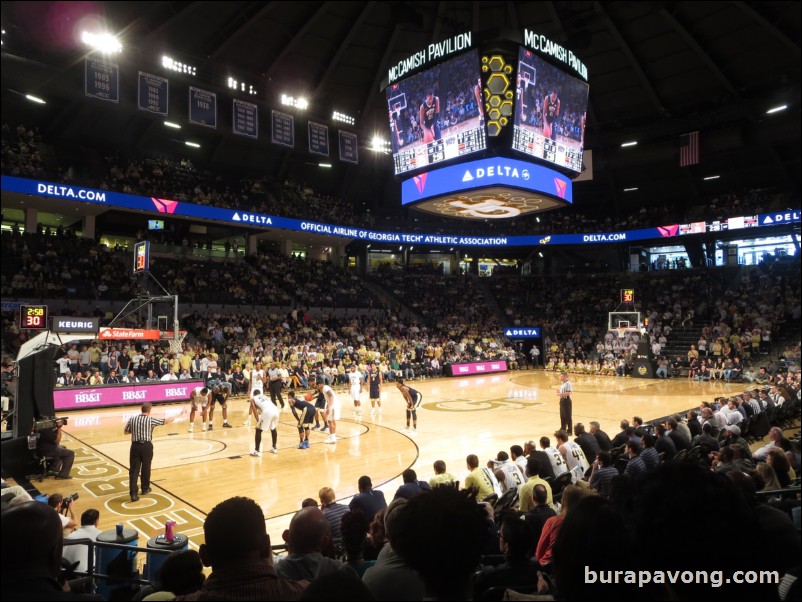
[138, 71, 169, 115]
[189, 87, 217, 128]
[271, 110, 294, 147]
[98, 328, 162, 340]
[339, 131, 358, 164]
[85, 57, 119, 103]
[308, 121, 329, 156]
[233, 99, 258, 138]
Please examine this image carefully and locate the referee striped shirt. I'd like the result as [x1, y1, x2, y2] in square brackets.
[559, 380, 573, 396]
[126, 415, 165, 443]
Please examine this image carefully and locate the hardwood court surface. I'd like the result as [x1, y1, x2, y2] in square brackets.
[42, 370, 747, 547]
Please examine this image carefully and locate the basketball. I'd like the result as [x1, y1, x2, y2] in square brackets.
[304, 392, 314, 402]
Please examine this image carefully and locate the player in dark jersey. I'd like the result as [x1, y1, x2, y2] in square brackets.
[312, 380, 329, 432]
[288, 390, 317, 449]
[419, 89, 441, 143]
[396, 378, 422, 433]
[390, 107, 404, 153]
[368, 362, 383, 416]
[542, 88, 560, 141]
[474, 76, 484, 126]
[207, 384, 232, 430]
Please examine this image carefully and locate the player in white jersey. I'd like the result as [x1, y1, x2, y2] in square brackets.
[250, 389, 280, 456]
[188, 386, 210, 432]
[246, 361, 266, 426]
[539, 436, 569, 478]
[555, 430, 589, 482]
[490, 451, 525, 493]
[347, 364, 364, 417]
[317, 381, 341, 444]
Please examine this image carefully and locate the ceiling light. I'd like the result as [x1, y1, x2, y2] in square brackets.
[185, 141, 200, 148]
[319, 163, 332, 168]
[620, 141, 637, 147]
[164, 121, 181, 129]
[623, 187, 638, 192]
[703, 175, 720, 181]
[81, 31, 122, 54]
[25, 94, 46, 104]
[766, 105, 787, 114]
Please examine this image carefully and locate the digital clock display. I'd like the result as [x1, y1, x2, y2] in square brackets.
[20, 305, 48, 329]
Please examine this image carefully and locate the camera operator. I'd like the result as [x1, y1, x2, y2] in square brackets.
[47, 493, 78, 531]
[37, 418, 76, 480]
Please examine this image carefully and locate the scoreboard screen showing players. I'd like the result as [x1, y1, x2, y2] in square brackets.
[387, 50, 486, 176]
[512, 47, 589, 173]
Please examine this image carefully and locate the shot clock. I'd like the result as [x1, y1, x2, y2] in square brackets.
[20, 304, 48, 329]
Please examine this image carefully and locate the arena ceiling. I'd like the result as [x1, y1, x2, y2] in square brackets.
[1, 1, 800, 220]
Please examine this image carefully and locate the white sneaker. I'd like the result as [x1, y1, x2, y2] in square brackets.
[244, 417, 251, 426]
[324, 436, 337, 444]
[201, 424, 207, 432]
[370, 408, 376, 415]
[378, 408, 382, 415]
[188, 424, 194, 433]
[250, 450, 261, 457]
[270, 447, 278, 454]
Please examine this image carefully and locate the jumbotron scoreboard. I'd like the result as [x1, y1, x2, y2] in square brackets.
[384, 29, 590, 220]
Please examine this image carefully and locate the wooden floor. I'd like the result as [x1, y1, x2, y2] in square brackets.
[39, 370, 747, 547]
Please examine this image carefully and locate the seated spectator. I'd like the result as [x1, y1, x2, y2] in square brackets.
[588, 451, 618, 498]
[175, 496, 306, 600]
[464, 454, 501, 503]
[0, 478, 33, 510]
[473, 515, 540, 600]
[361, 507, 386, 562]
[362, 498, 425, 601]
[37, 421, 75, 480]
[588, 421, 612, 452]
[767, 449, 794, 488]
[535, 485, 589, 568]
[639, 433, 660, 471]
[1, 501, 104, 600]
[63, 509, 102, 573]
[339, 511, 375, 577]
[522, 484, 556, 557]
[428, 459, 456, 488]
[691, 421, 720, 454]
[574, 423, 600, 464]
[391, 487, 490, 601]
[519, 457, 555, 512]
[47, 493, 78, 531]
[274, 507, 356, 581]
[140, 550, 205, 601]
[318, 487, 348, 542]
[393, 468, 431, 500]
[348, 475, 387, 521]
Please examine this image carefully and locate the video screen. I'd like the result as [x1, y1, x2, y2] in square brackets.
[512, 47, 589, 173]
[147, 219, 165, 230]
[387, 50, 486, 175]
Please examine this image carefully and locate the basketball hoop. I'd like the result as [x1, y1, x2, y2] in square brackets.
[160, 330, 188, 354]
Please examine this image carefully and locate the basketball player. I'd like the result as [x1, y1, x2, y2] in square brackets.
[542, 88, 560, 141]
[368, 362, 383, 415]
[317, 381, 341, 444]
[395, 378, 422, 433]
[246, 361, 266, 426]
[347, 364, 364, 417]
[539, 436, 569, 478]
[188, 386, 210, 432]
[489, 451, 525, 493]
[555, 430, 589, 482]
[288, 390, 316, 449]
[419, 89, 441, 143]
[389, 108, 404, 153]
[580, 111, 587, 151]
[250, 388, 280, 456]
[207, 384, 232, 430]
[474, 76, 484, 125]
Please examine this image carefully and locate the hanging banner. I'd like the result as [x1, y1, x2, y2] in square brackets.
[84, 57, 119, 103]
[137, 71, 168, 115]
[189, 87, 217, 128]
[232, 99, 258, 138]
[271, 110, 294, 147]
[339, 130, 358, 164]
[308, 121, 329, 156]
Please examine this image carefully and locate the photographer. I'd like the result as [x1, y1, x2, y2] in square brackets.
[47, 493, 78, 531]
[37, 418, 76, 480]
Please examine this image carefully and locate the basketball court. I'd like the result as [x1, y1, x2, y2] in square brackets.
[38, 370, 747, 548]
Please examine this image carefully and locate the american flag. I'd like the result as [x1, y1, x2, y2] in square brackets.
[679, 131, 699, 166]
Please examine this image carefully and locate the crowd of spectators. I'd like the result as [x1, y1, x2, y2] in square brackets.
[3, 122, 796, 240]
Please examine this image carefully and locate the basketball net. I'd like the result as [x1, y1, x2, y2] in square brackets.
[161, 331, 187, 354]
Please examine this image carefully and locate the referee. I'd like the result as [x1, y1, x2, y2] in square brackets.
[125, 402, 185, 502]
[558, 372, 573, 434]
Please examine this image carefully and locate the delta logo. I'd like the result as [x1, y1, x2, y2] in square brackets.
[553, 178, 567, 199]
[657, 225, 679, 237]
[151, 198, 179, 214]
[413, 173, 428, 194]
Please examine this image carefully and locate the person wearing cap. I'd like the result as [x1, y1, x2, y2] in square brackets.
[722, 425, 753, 461]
